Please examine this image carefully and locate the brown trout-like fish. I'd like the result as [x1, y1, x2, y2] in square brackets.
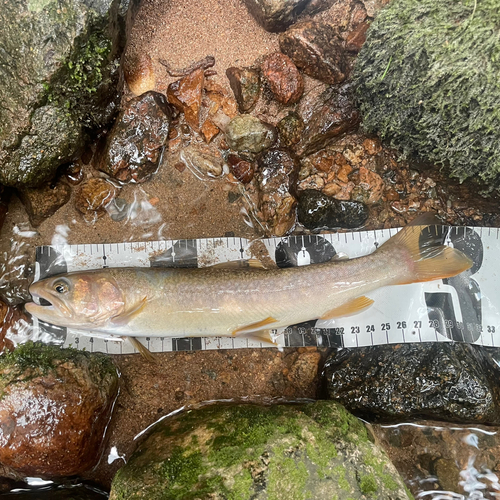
[25, 224, 472, 345]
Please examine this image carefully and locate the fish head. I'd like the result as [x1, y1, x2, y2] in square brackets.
[25, 272, 125, 328]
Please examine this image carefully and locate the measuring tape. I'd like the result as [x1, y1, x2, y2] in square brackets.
[27, 226, 499, 354]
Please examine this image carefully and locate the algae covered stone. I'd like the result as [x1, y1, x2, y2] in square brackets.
[0, 342, 119, 477]
[109, 401, 411, 500]
[355, 0, 500, 189]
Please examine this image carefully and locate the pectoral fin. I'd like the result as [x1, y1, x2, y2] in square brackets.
[126, 336, 156, 363]
[232, 317, 278, 336]
[320, 296, 374, 320]
[111, 297, 148, 326]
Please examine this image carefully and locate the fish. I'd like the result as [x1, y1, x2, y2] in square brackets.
[25, 222, 472, 349]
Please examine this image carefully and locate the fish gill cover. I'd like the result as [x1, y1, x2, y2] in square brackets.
[354, 0, 500, 191]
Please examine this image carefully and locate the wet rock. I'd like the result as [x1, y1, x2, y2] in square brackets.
[285, 349, 322, 393]
[243, 0, 335, 32]
[351, 166, 384, 204]
[226, 66, 261, 112]
[180, 144, 224, 178]
[345, 22, 370, 53]
[0, 301, 23, 353]
[0, 0, 130, 187]
[279, 21, 347, 84]
[63, 162, 84, 185]
[167, 68, 204, 131]
[225, 115, 277, 153]
[18, 180, 71, 227]
[99, 91, 173, 183]
[123, 52, 156, 96]
[2, 483, 109, 498]
[296, 84, 360, 156]
[200, 118, 220, 143]
[298, 189, 368, 230]
[205, 80, 239, 119]
[257, 148, 298, 236]
[277, 112, 305, 147]
[109, 401, 410, 500]
[261, 52, 304, 105]
[228, 154, 255, 184]
[75, 178, 118, 219]
[373, 420, 500, 499]
[0, 342, 119, 477]
[243, 0, 309, 32]
[324, 343, 500, 424]
[0, 186, 11, 233]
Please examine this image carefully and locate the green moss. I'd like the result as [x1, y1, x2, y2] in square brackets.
[363, 449, 400, 492]
[267, 449, 309, 500]
[230, 469, 253, 500]
[359, 474, 378, 496]
[0, 341, 117, 390]
[355, 0, 500, 190]
[333, 465, 350, 491]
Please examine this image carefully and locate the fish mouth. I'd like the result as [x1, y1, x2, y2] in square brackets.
[25, 282, 72, 324]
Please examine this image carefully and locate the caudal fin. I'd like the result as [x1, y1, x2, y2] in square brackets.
[380, 222, 473, 285]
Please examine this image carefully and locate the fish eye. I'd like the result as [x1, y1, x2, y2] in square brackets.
[53, 281, 69, 294]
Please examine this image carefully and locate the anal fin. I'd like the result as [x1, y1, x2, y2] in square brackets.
[126, 336, 157, 363]
[320, 296, 374, 320]
[232, 317, 278, 336]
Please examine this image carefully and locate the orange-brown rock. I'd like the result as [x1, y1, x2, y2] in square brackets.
[0, 343, 119, 477]
[200, 119, 220, 143]
[261, 52, 304, 104]
[167, 68, 204, 130]
[75, 178, 118, 218]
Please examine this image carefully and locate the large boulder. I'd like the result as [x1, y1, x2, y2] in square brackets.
[0, 342, 119, 477]
[0, 0, 136, 188]
[109, 401, 411, 500]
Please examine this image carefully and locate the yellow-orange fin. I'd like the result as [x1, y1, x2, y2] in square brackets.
[126, 336, 157, 363]
[379, 223, 473, 284]
[232, 317, 278, 335]
[320, 296, 374, 320]
[112, 297, 148, 326]
[210, 258, 267, 270]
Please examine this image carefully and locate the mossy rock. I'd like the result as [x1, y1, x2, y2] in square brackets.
[355, 0, 500, 190]
[0, 0, 133, 187]
[109, 401, 412, 500]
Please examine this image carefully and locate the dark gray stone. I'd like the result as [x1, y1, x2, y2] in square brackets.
[0, 0, 134, 187]
[243, 0, 335, 32]
[325, 343, 500, 424]
[297, 189, 368, 230]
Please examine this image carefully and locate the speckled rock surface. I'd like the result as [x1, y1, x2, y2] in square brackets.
[226, 67, 261, 113]
[109, 401, 411, 500]
[295, 84, 360, 156]
[0, 343, 119, 477]
[225, 115, 277, 153]
[325, 343, 500, 424]
[261, 52, 304, 104]
[279, 21, 348, 84]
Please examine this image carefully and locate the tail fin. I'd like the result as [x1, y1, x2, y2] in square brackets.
[380, 223, 473, 285]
